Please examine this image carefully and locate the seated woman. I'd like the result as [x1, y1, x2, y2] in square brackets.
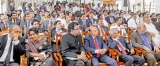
[25, 27, 56, 66]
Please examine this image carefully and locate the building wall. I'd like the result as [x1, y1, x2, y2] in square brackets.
[155, 0, 160, 13]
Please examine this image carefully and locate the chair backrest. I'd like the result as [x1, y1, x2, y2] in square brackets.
[38, 33, 52, 44]
[55, 30, 68, 53]
[127, 29, 134, 43]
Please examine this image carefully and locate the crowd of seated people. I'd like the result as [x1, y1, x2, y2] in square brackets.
[1, 1, 160, 66]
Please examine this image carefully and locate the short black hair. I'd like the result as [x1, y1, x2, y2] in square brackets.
[156, 13, 160, 17]
[150, 13, 155, 17]
[29, 27, 39, 35]
[119, 12, 123, 16]
[68, 22, 79, 32]
[31, 19, 39, 25]
[80, 13, 85, 17]
[96, 18, 103, 23]
[144, 12, 148, 15]
[54, 20, 61, 26]
[115, 17, 121, 22]
[17, 10, 22, 12]
[139, 13, 144, 17]
[11, 12, 17, 16]
[24, 11, 30, 17]
[108, 12, 112, 15]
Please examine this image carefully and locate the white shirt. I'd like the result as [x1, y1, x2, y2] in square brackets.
[139, 18, 143, 23]
[136, 15, 140, 23]
[72, 6, 79, 13]
[110, 24, 126, 35]
[92, 6, 96, 10]
[144, 23, 160, 37]
[128, 18, 138, 29]
[56, 18, 66, 26]
[0, 35, 19, 62]
[65, 6, 69, 11]
[55, 28, 62, 40]
[12, 19, 16, 23]
[110, 24, 121, 31]
[97, 25, 105, 36]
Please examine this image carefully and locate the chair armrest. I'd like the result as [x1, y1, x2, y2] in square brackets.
[110, 48, 121, 62]
[134, 48, 146, 57]
[85, 51, 92, 59]
[20, 54, 28, 66]
[108, 48, 117, 57]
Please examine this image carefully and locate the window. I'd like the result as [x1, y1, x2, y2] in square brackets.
[150, 0, 156, 13]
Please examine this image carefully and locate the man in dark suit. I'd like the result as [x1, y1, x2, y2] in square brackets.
[156, 14, 160, 22]
[8, 1, 15, 15]
[0, 25, 25, 66]
[86, 13, 96, 27]
[131, 23, 160, 66]
[108, 29, 144, 66]
[106, 12, 116, 24]
[155, 22, 160, 31]
[20, 11, 32, 28]
[51, 20, 65, 52]
[119, 12, 127, 24]
[9, 12, 21, 25]
[96, 18, 108, 40]
[78, 13, 87, 31]
[42, 15, 55, 31]
[84, 25, 117, 66]
[35, 10, 44, 22]
[0, 15, 10, 29]
[61, 22, 90, 66]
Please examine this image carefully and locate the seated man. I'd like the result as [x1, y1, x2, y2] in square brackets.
[23, 19, 46, 42]
[96, 18, 108, 40]
[0, 25, 25, 66]
[110, 17, 127, 36]
[84, 25, 117, 66]
[143, 17, 160, 47]
[128, 13, 138, 30]
[131, 23, 160, 66]
[51, 20, 66, 52]
[108, 29, 144, 66]
[61, 22, 90, 66]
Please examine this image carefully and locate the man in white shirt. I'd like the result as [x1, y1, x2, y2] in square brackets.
[110, 17, 126, 36]
[128, 13, 138, 29]
[91, 3, 96, 10]
[136, 10, 141, 23]
[56, 12, 66, 27]
[143, 17, 160, 47]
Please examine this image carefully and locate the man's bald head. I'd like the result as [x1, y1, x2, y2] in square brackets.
[137, 23, 146, 33]
[9, 25, 20, 31]
[9, 25, 21, 38]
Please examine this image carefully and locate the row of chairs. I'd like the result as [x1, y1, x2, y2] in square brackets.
[0, 25, 147, 66]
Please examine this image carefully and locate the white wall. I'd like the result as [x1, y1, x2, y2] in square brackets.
[155, 0, 160, 13]
[0, 0, 2, 13]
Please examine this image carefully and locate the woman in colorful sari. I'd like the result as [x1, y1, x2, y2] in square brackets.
[25, 27, 56, 66]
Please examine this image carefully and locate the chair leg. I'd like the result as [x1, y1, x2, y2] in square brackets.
[57, 53, 63, 66]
